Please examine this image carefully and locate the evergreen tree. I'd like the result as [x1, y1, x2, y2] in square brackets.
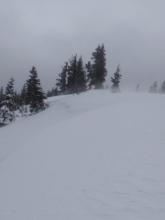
[0, 99, 14, 125]
[17, 83, 29, 116]
[160, 81, 165, 93]
[111, 65, 122, 92]
[76, 57, 86, 93]
[66, 55, 87, 94]
[149, 81, 158, 93]
[67, 55, 78, 94]
[26, 66, 46, 114]
[47, 87, 58, 97]
[20, 83, 28, 105]
[86, 61, 92, 89]
[0, 78, 16, 124]
[13, 91, 21, 110]
[5, 78, 16, 112]
[89, 44, 107, 89]
[56, 62, 68, 94]
[5, 77, 15, 96]
[0, 87, 5, 126]
[0, 87, 4, 102]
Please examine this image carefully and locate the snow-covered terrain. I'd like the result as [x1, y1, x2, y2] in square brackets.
[0, 90, 165, 220]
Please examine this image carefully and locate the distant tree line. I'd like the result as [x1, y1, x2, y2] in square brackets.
[148, 81, 165, 94]
[0, 44, 109, 126]
[2, 42, 165, 127]
[0, 43, 123, 126]
[47, 44, 108, 96]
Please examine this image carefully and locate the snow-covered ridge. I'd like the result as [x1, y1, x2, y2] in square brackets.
[0, 91, 165, 220]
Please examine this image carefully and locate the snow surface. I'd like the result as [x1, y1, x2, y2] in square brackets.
[0, 90, 165, 220]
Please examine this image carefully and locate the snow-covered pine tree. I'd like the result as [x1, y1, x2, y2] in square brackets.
[26, 66, 46, 114]
[111, 65, 122, 92]
[0, 99, 12, 125]
[0, 78, 16, 125]
[86, 61, 92, 89]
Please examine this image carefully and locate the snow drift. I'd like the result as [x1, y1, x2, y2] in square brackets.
[0, 90, 165, 220]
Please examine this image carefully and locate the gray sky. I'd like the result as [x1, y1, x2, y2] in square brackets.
[0, 0, 165, 90]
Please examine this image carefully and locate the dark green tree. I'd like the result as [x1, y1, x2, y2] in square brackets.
[76, 57, 86, 93]
[89, 44, 107, 89]
[16, 83, 29, 116]
[160, 81, 165, 93]
[26, 66, 46, 113]
[5, 78, 16, 112]
[20, 83, 28, 105]
[67, 55, 78, 94]
[0, 78, 16, 124]
[0, 87, 4, 102]
[56, 62, 68, 94]
[111, 65, 122, 92]
[66, 55, 87, 94]
[86, 61, 93, 89]
[5, 78, 15, 96]
[47, 87, 58, 97]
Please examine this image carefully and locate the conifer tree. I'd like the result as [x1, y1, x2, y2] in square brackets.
[5, 78, 15, 97]
[17, 83, 28, 116]
[0, 87, 4, 102]
[76, 57, 86, 93]
[66, 55, 87, 94]
[0, 78, 16, 124]
[160, 81, 165, 93]
[13, 91, 21, 110]
[149, 81, 158, 93]
[86, 61, 92, 89]
[89, 44, 107, 89]
[20, 83, 28, 105]
[0, 87, 5, 125]
[111, 65, 122, 92]
[67, 55, 78, 94]
[26, 66, 46, 114]
[56, 62, 68, 94]
[0, 99, 12, 125]
[5, 78, 16, 112]
[47, 87, 58, 97]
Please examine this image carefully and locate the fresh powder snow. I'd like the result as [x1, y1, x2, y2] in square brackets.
[0, 90, 165, 220]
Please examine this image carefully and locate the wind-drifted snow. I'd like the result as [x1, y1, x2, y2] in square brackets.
[0, 91, 165, 220]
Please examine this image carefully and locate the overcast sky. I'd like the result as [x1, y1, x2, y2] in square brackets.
[0, 0, 165, 90]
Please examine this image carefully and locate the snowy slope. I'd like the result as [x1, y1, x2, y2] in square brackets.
[0, 90, 165, 220]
